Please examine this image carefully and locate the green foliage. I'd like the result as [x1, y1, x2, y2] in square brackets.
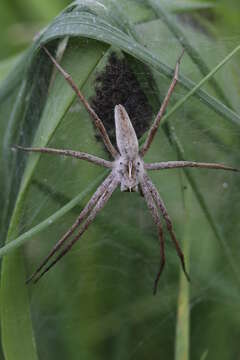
[0, 1, 240, 359]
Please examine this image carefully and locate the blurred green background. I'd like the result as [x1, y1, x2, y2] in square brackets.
[0, 0, 70, 59]
[1, 1, 240, 360]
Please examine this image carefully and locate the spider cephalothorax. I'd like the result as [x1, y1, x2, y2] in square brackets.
[16, 46, 238, 294]
[114, 104, 144, 192]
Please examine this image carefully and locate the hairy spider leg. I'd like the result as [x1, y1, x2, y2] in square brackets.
[27, 171, 115, 283]
[140, 50, 184, 157]
[144, 174, 190, 282]
[14, 145, 113, 168]
[32, 176, 119, 283]
[140, 180, 165, 295]
[43, 46, 118, 158]
[144, 160, 239, 172]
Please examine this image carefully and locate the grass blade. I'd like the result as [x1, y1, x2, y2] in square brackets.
[148, 0, 230, 107]
[160, 43, 240, 126]
[1, 39, 108, 360]
[167, 126, 240, 285]
[1, 6, 240, 130]
[1, 208, 38, 360]
[175, 180, 191, 360]
[0, 172, 107, 258]
[161, 1, 214, 13]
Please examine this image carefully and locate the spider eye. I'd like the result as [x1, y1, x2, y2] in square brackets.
[137, 161, 140, 166]
[120, 161, 123, 165]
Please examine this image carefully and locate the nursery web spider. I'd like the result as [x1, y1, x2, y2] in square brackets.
[16, 46, 238, 294]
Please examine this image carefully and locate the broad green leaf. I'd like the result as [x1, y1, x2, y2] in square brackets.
[1, 4, 240, 127]
[0, 54, 22, 83]
[1, 38, 109, 360]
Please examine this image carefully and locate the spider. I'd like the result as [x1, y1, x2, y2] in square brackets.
[16, 46, 238, 294]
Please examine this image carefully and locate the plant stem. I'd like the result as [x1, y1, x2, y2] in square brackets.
[175, 179, 192, 360]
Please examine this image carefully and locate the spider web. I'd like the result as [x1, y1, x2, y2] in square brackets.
[3, 13, 240, 360]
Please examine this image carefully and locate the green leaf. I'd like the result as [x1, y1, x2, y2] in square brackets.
[37, 10, 240, 126]
[175, 180, 191, 360]
[1, 250, 38, 359]
[0, 54, 22, 83]
[1, 4, 240, 128]
[161, 43, 240, 126]
[0, 172, 107, 258]
[160, 0, 215, 12]
[148, 0, 230, 106]
[1, 38, 109, 360]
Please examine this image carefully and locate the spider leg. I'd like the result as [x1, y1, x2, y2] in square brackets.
[32, 176, 119, 283]
[14, 145, 113, 168]
[43, 46, 118, 159]
[145, 160, 239, 172]
[140, 50, 184, 157]
[140, 180, 165, 295]
[144, 174, 190, 282]
[26, 171, 115, 283]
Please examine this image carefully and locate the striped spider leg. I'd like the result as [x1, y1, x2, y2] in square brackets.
[16, 46, 238, 293]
